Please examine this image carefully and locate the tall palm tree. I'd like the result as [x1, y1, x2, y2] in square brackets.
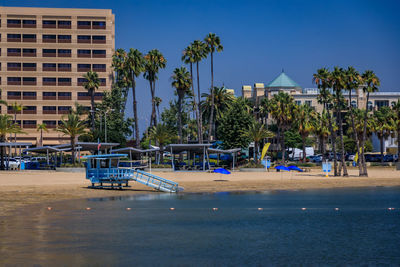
[330, 67, 348, 176]
[10, 102, 24, 143]
[360, 70, 380, 176]
[182, 44, 201, 140]
[201, 86, 235, 139]
[241, 121, 274, 164]
[191, 40, 208, 143]
[204, 33, 223, 141]
[0, 114, 24, 170]
[345, 66, 363, 175]
[313, 68, 339, 175]
[111, 49, 129, 113]
[125, 48, 145, 147]
[82, 71, 100, 133]
[392, 99, 400, 162]
[374, 106, 394, 163]
[314, 110, 330, 162]
[296, 104, 317, 162]
[268, 92, 296, 164]
[171, 67, 192, 143]
[36, 123, 48, 146]
[56, 113, 87, 165]
[144, 49, 167, 127]
[149, 123, 175, 163]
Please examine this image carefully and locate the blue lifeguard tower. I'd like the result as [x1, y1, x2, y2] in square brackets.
[84, 154, 180, 193]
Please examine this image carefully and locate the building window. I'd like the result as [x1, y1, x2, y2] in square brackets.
[43, 34, 57, 43]
[295, 100, 301, 106]
[7, 62, 21, 71]
[23, 92, 37, 100]
[23, 48, 36, 57]
[78, 64, 91, 72]
[23, 120, 37, 128]
[58, 49, 71, 57]
[43, 92, 57, 100]
[23, 63, 37, 71]
[7, 34, 21, 42]
[367, 101, 373, 111]
[23, 34, 36, 42]
[77, 35, 91, 43]
[43, 106, 57, 114]
[58, 106, 71, 114]
[375, 100, 389, 109]
[58, 78, 72, 86]
[92, 50, 106, 58]
[77, 78, 88, 85]
[7, 91, 21, 99]
[100, 78, 106, 86]
[78, 49, 91, 58]
[43, 120, 57, 128]
[23, 106, 37, 114]
[7, 48, 21, 56]
[7, 77, 21, 85]
[58, 20, 71, 29]
[23, 20, 36, 28]
[58, 35, 71, 43]
[94, 92, 104, 100]
[7, 19, 21, 27]
[43, 49, 57, 57]
[77, 21, 91, 29]
[92, 21, 106, 29]
[8, 106, 22, 114]
[43, 63, 57, 71]
[43, 20, 56, 28]
[77, 92, 90, 100]
[58, 92, 72, 100]
[58, 63, 71, 71]
[92, 64, 106, 72]
[23, 77, 37, 85]
[351, 100, 357, 108]
[43, 77, 57, 86]
[92, 35, 106, 43]
[305, 100, 312, 107]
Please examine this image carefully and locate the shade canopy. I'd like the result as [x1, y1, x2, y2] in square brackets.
[111, 147, 159, 154]
[208, 148, 241, 154]
[166, 144, 212, 154]
[54, 142, 119, 151]
[24, 146, 62, 153]
[83, 154, 127, 159]
[0, 142, 32, 147]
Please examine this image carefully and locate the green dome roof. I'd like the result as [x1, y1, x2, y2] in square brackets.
[267, 72, 301, 88]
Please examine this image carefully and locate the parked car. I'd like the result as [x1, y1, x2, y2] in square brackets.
[6, 159, 20, 169]
[312, 154, 323, 163]
[383, 154, 398, 162]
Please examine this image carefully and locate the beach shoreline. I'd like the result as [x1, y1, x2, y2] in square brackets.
[1, 167, 399, 217]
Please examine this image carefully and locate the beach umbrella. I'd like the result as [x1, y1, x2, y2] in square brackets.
[275, 165, 290, 171]
[288, 165, 303, 172]
[214, 168, 231, 175]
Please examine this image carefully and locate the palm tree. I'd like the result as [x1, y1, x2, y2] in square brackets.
[10, 102, 24, 143]
[36, 123, 48, 146]
[314, 111, 330, 162]
[182, 44, 201, 141]
[268, 92, 296, 164]
[313, 68, 339, 175]
[171, 67, 192, 143]
[345, 66, 363, 175]
[0, 115, 24, 170]
[374, 106, 394, 163]
[296, 104, 317, 162]
[149, 123, 175, 163]
[201, 86, 235, 139]
[204, 33, 223, 141]
[191, 40, 208, 143]
[56, 113, 87, 166]
[360, 70, 380, 176]
[330, 67, 348, 176]
[111, 48, 130, 114]
[241, 121, 274, 164]
[82, 71, 100, 133]
[154, 96, 162, 122]
[392, 99, 400, 162]
[144, 49, 167, 127]
[125, 48, 145, 147]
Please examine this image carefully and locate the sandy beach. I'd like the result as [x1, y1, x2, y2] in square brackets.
[0, 167, 399, 217]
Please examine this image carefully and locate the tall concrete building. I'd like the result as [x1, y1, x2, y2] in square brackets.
[0, 6, 115, 145]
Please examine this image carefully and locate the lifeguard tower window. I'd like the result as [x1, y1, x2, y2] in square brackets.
[111, 159, 118, 168]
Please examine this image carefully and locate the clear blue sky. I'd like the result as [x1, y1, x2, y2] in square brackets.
[3, 0, 400, 129]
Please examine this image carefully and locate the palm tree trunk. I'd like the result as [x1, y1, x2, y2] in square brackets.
[178, 96, 183, 144]
[196, 62, 203, 143]
[398, 129, 400, 163]
[209, 51, 215, 142]
[132, 74, 140, 148]
[281, 126, 286, 165]
[336, 93, 348, 176]
[255, 141, 259, 164]
[40, 129, 43, 146]
[90, 88, 95, 133]
[189, 63, 201, 142]
[380, 132, 384, 163]
[71, 136, 76, 166]
[152, 81, 157, 127]
[361, 92, 370, 176]
[327, 108, 338, 176]
[0, 136, 5, 170]
[149, 80, 154, 127]
[302, 135, 306, 162]
[348, 90, 363, 176]
[160, 146, 164, 163]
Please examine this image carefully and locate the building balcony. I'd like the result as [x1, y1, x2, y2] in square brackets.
[7, 67, 21, 71]
[93, 67, 106, 72]
[78, 39, 91, 44]
[23, 110, 37, 115]
[7, 52, 21, 57]
[92, 39, 106, 44]
[78, 54, 91, 58]
[7, 38, 21, 42]
[92, 54, 106, 58]
[58, 81, 72, 86]
[23, 67, 37, 71]
[58, 96, 72, 100]
[58, 53, 71, 58]
[43, 96, 57, 100]
[43, 81, 57, 86]
[43, 39, 56, 43]
[7, 81, 22, 86]
[23, 52, 36, 57]
[92, 25, 106, 30]
[58, 67, 71, 72]
[23, 95, 37, 100]
[43, 67, 57, 72]
[7, 23, 21, 28]
[7, 95, 22, 100]
[23, 24, 36, 28]
[77, 25, 91, 29]
[43, 52, 56, 57]
[23, 38, 36, 43]
[23, 81, 37, 86]
[43, 24, 56, 29]
[58, 24, 71, 29]
[78, 67, 91, 72]
[58, 39, 71, 43]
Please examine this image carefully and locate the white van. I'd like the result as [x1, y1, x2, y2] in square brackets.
[288, 147, 314, 160]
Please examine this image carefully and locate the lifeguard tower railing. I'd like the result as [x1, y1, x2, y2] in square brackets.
[84, 154, 179, 193]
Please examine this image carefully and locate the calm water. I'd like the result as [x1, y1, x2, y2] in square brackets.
[1, 187, 400, 266]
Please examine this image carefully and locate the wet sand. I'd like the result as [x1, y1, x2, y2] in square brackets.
[0, 167, 399, 217]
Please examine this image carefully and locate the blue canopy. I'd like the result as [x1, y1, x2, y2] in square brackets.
[214, 168, 231, 175]
[275, 165, 290, 171]
[288, 165, 303, 172]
